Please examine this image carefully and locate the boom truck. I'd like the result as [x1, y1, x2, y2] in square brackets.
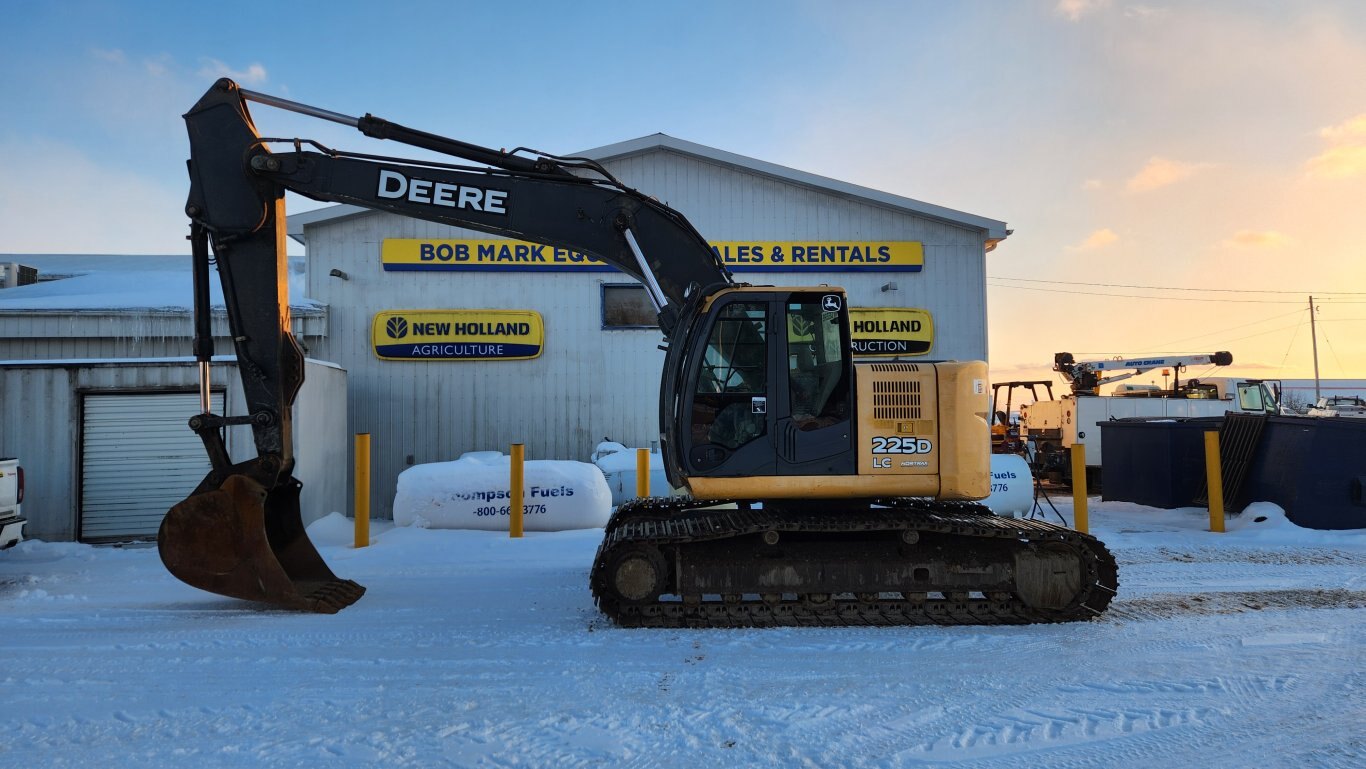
[1023, 351, 1282, 486]
[160, 79, 1117, 627]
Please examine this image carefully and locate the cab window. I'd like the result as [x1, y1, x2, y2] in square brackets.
[692, 302, 768, 450]
[1237, 383, 1265, 412]
[786, 299, 849, 429]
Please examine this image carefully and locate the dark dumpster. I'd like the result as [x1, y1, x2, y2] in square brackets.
[1240, 416, 1366, 530]
[1100, 417, 1225, 509]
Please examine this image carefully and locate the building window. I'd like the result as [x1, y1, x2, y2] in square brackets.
[601, 284, 659, 329]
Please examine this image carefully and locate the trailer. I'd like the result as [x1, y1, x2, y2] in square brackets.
[0, 457, 24, 549]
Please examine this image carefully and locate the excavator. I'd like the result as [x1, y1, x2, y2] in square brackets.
[159, 79, 1118, 626]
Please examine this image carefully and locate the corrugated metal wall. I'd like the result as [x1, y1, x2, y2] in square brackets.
[0, 311, 327, 362]
[0, 360, 346, 541]
[304, 149, 991, 518]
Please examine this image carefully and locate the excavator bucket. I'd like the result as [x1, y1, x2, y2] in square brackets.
[158, 474, 365, 613]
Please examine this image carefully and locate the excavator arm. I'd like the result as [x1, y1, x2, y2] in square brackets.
[160, 79, 733, 612]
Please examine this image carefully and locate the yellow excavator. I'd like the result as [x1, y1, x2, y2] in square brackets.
[159, 79, 1118, 626]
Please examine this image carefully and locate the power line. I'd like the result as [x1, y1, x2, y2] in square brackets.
[1275, 320, 1305, 374]
[988, 275, 1366, 296]
[1144, 307, 1306, 349]
[985, 282, 1351, 304]
[1212, 321, 1309, 346]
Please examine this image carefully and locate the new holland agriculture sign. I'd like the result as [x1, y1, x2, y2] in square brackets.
[372, 310, 544, 361]
[849, 308, 934, 357]
[380, 239, 924, 272]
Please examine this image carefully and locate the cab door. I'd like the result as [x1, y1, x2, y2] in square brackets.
[683, 297, 777, 477]
[774, 292, 855, 476]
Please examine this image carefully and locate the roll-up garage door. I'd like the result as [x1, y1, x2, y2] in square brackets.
[80, 391, 224, 541]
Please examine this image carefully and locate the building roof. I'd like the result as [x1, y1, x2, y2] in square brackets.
[0, 253, 319, 314]
[286, 133, 1010, 246]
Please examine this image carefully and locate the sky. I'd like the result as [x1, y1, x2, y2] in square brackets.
[3, 0, 1365, 386]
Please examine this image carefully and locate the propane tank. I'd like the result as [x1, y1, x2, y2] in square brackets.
[984, 453, 1033, 516]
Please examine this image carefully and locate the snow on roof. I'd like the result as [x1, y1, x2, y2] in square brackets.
[285, 134, 1010, 246]
[0, 253, 318, 313]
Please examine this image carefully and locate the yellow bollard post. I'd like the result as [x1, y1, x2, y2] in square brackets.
[1071, 443, 1089, 534]
[354, 433, 370, 549]
[509, 443, 524, 539]
[636, 448, 650, 498]
[1205, 431, 1225, 533]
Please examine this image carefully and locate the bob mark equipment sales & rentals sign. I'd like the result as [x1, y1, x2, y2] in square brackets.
[373, 310, 543, 361]
[381, 239, 924, 272]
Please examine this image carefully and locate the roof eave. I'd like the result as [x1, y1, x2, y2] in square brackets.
[285, 134, 1011, 246]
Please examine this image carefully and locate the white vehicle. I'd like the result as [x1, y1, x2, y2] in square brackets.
[0, 457, 24, 548]
[1306, 395, 1366, 418]
[1021, 352, 1280, 485]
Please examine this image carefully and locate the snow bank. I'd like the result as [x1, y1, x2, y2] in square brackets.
[1223, 501, 1366, 543]
[393, 453, 611, 531]
[591, 442, 674, 504]
[306, 511, 359, 547]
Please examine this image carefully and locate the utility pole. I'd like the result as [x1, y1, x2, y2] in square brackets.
[1309, 295, 1321, 403]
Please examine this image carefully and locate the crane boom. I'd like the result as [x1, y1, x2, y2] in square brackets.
[1054, 351, 1233, 395]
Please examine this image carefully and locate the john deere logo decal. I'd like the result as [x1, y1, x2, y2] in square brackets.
[372, 310, 543, 361]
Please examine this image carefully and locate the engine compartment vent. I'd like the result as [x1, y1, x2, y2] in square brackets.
[872, 379, 922, 420]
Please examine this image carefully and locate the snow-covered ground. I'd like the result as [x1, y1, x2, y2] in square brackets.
[2, 500, 1362, 769]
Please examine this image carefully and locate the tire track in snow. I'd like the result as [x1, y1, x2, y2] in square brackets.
[1118, 546, 1366, 567]
[1105, 588, 1366, 622]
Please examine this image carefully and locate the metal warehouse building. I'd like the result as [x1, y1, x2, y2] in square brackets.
[290, 134, 1008, 518]
[0, 256, 347, 541]
[1, 134, 1007, 537]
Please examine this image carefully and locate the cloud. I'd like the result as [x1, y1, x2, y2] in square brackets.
[1082, 178, 1104, 191]
[1055, 0, 1109, 22]
[1306, 114, 1366, 179]
[92, 48, 126, 64]
[1318, 114, 1366, 143]
[1070, 228, 1120, 251]
[143, 54, 171, 78]
[1221, 230, 1292, 248]
[1123, 5, 1169, 20]
[0, 138, 187, 254]
[1305, 145, 1366, 179]
[1125, 156, 1211, 192]
[197, 59, 268, 86]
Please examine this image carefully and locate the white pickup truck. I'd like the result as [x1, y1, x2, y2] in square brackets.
[0, 457, 24, 548]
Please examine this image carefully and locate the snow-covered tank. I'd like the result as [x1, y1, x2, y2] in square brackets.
[393, 452, 612, 532]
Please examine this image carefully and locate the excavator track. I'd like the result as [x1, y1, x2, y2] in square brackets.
[590, 497, 1118, 628]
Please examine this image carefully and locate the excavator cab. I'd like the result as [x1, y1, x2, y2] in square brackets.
[678, 289, 854, 480]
